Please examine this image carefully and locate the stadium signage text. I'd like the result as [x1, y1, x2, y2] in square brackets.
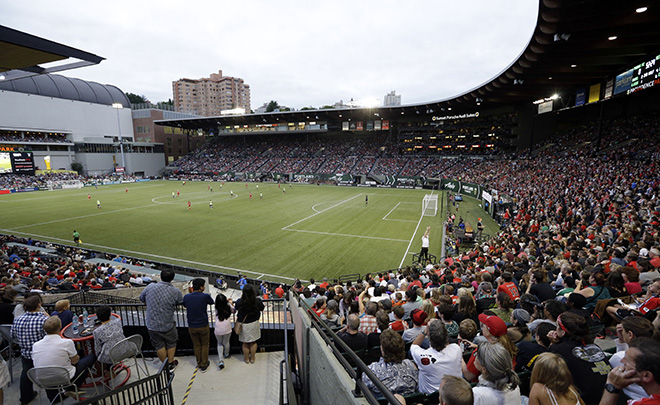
[431, 112, 479, 121]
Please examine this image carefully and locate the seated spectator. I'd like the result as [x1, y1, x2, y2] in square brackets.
[496, 272, 520, 302]
[515, 322, 555, 373]
[491, 292, 515, 324]
[529, 352, 585, 405]
[436, 302, 459, 338]
[527, 270, 556, 303]
[507, 308, 531, 343]
[51, 299, 74, 328]
[361, 329, 418, 398]
[609, 317, 659, 401]
[367, 310, 391, 348]
[337, 314, 368, 352]
[359, 299, 379, 335]
[547, 312, 609, 405]
[388, 305, 408, 331]
[410, 319, 463, 395]
[458, 319, 478, 352]
[599, 337, 660, 405]
[576, 272, 611, 312]
[33, 316, 96, 402]
[311, 297, 326, 317]
[556, 276, 576, 298]
[93, 305, 127, 372]
[471, 342, 521, 405]
[402, 308, 428, 343]
[605, 279, 660, 322]
[463, 314, 517, 382]
[440, 375, 474, 405]
[320, 299, 342, 329]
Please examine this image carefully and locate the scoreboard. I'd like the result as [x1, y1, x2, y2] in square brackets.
[0, 151, 35, 175]
[628, 53, 660, 94]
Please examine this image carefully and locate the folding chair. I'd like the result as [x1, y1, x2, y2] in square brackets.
[0, 324, 18, 385]
[109, 334, 150, 384]
[27, 366, 81, 405]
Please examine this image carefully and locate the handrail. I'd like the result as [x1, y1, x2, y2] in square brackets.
[296, 295, 402, 405]
[77, 359, 174, 404]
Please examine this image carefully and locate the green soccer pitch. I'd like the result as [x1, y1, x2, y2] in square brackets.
[0, 180, 494, 282]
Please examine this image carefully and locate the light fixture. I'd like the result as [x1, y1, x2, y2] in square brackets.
[571, 64, 577, 68]
[553, 33, 571, 42]
[608, 36, 618, 40]
[636, 7, 648, 13]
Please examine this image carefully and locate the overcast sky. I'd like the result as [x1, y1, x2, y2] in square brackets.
[2, 1, 538, 110]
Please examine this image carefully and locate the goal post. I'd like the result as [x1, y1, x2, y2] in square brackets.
[422, 194, 438, 216]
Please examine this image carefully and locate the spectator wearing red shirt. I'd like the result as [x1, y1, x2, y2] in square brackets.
[497, 272, 520, 302]
[275, 284, 285, 298]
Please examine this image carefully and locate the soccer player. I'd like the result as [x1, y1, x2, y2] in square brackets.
[188, 201, 191, 210]
[260, 192, 263, 200]
[245, 183, 248, 189]
[230, 190, 234, 197]
[97, 199, 101, 209]
[256, 185, 259, 190]
[125, 187, 128, 193]
[365, 195, 368, 206]
[172, 191, 175, 198]
[282, 187, 286, 194]
[73, 230, 80, 246]
[177, 190, 180, 197]
[210, 186, 213, 192]
[249, 192, 252, 200]
[87, 193, 91, 200]
[209, 201, 213, 209]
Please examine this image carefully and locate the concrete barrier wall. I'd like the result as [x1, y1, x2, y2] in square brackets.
[289, 293, 369, 405]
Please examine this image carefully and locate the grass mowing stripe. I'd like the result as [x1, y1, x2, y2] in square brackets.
[281, 192, 363, 230]
[0, 228, 300, 282]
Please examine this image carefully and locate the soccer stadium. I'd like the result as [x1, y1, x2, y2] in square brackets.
[2, 1, 660, 404]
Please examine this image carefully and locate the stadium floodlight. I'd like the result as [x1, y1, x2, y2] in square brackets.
[550, 94, 559, 100]
[608, 36, 618, 41]
[112, 103, 126, 171]
[636, 7, 647, 13]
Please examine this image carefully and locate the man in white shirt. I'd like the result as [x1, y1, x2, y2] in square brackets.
[410, 319, 463, 394]
[32, 316, 97, 401]
[419, 226, 431, 262]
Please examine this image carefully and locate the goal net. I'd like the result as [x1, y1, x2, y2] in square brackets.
[422, 194, 438, 216]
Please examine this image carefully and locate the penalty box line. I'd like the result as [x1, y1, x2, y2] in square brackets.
[282, 193, 408, 242]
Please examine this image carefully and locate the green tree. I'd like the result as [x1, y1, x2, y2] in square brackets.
[126, 93, 148, 104]
[300, 106, 316, 111]
[320, 105, 335, 109]
[265, 100, 280, 112]
[71, 162, 83, 174]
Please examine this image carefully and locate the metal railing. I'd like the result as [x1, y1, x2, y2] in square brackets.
[42, 297, 291, 354]
[77, 360, 174, 405]
[295, 295, 402, 405]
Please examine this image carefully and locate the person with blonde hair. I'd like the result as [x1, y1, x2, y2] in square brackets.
[529, 352, 584, 405]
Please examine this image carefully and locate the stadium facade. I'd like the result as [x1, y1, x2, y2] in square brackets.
[0, 74, 165, 176]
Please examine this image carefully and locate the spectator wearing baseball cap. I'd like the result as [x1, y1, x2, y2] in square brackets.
[462, 313, 517, 382]
[402, 308, 428, 343]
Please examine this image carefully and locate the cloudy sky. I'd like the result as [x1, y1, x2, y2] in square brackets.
[2, 1, 538, 110]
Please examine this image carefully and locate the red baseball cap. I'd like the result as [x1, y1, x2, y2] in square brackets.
[478, 314, 507, 338]
[411, 308, 428, 326]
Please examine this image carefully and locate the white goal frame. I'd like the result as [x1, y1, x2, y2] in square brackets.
[422, 194, 438, 216]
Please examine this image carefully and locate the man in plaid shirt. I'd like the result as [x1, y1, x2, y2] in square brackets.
[140, 269, 183, 371]
[11, 295, 49, 404]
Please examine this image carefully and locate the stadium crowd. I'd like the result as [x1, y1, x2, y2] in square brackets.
[284, 113, 660, 403]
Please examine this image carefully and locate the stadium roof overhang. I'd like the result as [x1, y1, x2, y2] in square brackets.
[155, 0, 660, 130]
[0, 25, 104, 81]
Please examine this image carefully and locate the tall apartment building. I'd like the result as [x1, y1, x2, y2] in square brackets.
[173, 70, 251, 116]
[383, 91, 401, 107]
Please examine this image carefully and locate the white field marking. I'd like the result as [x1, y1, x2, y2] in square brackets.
[283, 228, 409, 242]
[0, 184, 164, 202]
[311, 200, 345, 213]
[0, 228, 300, 282]
[398, 189, 434, 268]
[257, 274, 265, 279]
[383, 202, 402, 220]
[281, 193, 363, 230]
[382, 202, 418, 223]
[151, 192, 234, 205]
[10, 202, 161, 229]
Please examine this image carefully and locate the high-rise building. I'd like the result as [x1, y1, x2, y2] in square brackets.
[173, 70, 251, 116]
[383, 90, 401, 107]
